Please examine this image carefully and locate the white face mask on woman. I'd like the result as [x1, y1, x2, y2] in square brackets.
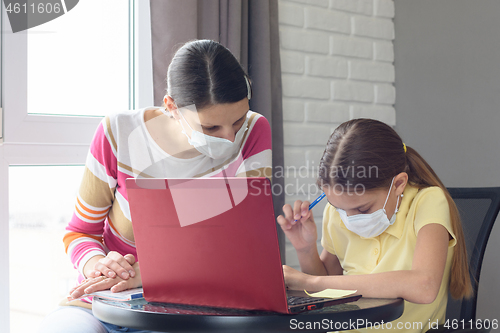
[336, 177, 400, 238]
[178, 109, 248, 160]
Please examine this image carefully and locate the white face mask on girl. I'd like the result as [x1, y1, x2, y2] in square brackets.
[336, 177, 400, 238]
[178, 109, 248, 160]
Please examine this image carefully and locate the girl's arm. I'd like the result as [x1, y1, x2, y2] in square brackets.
[278, 199, 329, 276]
[284, 223, 449, 304]
[320, 250, 344, 276]
[295, 246, 344, 276]
[278, 199, 344, 276]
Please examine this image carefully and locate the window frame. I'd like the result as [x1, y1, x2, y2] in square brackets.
[0, 1, 153, 330]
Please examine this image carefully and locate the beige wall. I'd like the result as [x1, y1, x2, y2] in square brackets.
[278, 0, 397, 268]
[394, 0, 500, 325]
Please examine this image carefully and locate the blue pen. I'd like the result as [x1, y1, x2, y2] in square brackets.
[293, 192, 326, 223]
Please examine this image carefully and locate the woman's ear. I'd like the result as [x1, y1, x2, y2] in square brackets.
[164, 96, 180, 120]
[394, 172, 408, 196]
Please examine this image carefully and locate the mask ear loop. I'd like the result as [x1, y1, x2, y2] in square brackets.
[244, 76, 252, 100]
[382, 177, 396, 213]
[160, 96, 193, 137]
[176, 108, 196, 138]
[393, 195, 400, 214]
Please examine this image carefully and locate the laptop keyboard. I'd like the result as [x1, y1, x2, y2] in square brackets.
[287, 295, 328, 306]
[147, 302, 258, 315]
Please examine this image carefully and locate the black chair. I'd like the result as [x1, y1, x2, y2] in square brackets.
[428, 187, 500, 333]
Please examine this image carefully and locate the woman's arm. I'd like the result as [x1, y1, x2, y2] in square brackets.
[64, 119, 114, 278]
[64, 117, 135, 280]
[235, 114, 272, 178]
[284, 223, 449, 304]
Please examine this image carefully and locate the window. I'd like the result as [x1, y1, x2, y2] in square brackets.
[27, 0, 129, 116]
[0, 1, 153, 331]
[9, 166, 83, 332]
[0, 1, 2, 109]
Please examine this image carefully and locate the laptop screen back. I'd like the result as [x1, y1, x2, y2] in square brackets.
[126, 177, 289, 313]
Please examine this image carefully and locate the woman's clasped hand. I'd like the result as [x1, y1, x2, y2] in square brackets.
[68, 260, 141, 300]
[85, 251, 137, 280]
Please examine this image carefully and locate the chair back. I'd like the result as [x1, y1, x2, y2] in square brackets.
[445, 187, 500, 321]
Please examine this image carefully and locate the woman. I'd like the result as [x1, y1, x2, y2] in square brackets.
[278, 119, 471, 333]
[38, 39, 272, 333]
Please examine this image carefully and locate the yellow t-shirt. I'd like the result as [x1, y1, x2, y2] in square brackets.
[321, 185, 456, 333]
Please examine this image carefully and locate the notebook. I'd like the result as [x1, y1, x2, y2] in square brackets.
[126, 177, 360, 314]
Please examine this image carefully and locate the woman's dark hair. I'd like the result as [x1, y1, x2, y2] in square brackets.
[166, 39, 251, 109]
[317, 118, 472, 299]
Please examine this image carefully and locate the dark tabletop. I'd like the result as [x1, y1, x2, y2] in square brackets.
[93, 297, 404, 333]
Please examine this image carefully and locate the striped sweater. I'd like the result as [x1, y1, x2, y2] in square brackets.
[64, 108, 272, 287]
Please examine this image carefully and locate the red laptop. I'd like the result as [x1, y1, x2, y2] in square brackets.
[126, 177, 360, 314]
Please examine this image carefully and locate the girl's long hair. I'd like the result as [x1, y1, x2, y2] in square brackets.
[317, 118, 472, 299]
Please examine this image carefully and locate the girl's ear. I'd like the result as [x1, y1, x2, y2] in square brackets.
[164, 95, 180, 120]
[394, 172, 408, 196]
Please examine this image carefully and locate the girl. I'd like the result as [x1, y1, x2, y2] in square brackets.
[277, 119, 471, 333]
[38, 39, 272, 333]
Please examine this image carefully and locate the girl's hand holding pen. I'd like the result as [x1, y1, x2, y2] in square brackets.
[277, 194, 325, 252]
[293, 193, 325, 223]
[277, 200, 319, 252]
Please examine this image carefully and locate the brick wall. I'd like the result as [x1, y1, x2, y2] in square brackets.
[278, 0, 396, 268]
